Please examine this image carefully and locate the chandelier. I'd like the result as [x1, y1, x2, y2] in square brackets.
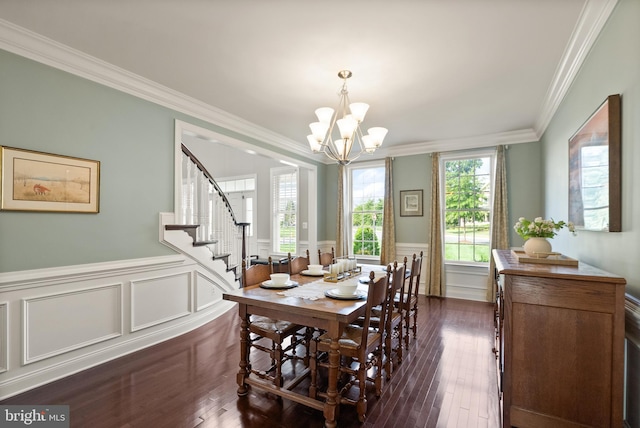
[307, 70, 388, 165]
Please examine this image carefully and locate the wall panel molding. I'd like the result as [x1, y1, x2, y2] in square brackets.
[0, 256, 235, 400]
[22, 284, 123, 365]
[0, 302, 7, 373]
[445, 263, 490, 302]
[195, 272, 225, 312]
[130, 272, 191, 332]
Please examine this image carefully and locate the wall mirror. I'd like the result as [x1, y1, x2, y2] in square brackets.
[568, 94, 621, 232]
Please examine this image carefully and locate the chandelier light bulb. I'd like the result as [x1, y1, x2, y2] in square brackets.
[337, 115, 357, 140]
[367, 127, 388, 146]
[315, 107, 334, 124]
[349, 102, 369, 122]
[362, 135, 377, 153]
[307, 135, 322, 152]
[309, 121, 329, 141]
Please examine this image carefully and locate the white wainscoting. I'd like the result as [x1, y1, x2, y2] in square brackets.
[0, 302, 7, 373]
[131, 272, 191, 332]
[195, 271, 226, 311]
[444, 263, 489, 302]
[394, 243, 428, 294]
[0, 254, 236, 400]
[23, 284, 123, 364]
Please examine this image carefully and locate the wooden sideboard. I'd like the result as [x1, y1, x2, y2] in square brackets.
[492, 249, 626, 428]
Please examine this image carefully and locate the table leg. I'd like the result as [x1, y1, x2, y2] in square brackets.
[236, 307, 250, 396]
[323, 327, 340, 428]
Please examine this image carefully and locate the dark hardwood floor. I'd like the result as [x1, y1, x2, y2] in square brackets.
[1, 297, 500, 428]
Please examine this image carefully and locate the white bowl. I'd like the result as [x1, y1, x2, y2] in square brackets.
[338, 282, 358, 296]
[308, 264, 324, 274]
[270, 273, 290, 285]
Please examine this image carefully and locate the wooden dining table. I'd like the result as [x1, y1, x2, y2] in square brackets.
[222, 265, 383, 428]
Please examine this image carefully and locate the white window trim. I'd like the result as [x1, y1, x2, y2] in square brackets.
[439, 148, 496, 267]
[346, 160, 385, 261]
[270, 166, 299, 256]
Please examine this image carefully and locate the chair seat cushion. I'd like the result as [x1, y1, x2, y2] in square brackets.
[317, 325, 381, 350]
[250, 315, 299, 335]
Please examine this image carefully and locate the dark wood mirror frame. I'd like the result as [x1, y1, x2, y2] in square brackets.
[568, 94, 621, 232]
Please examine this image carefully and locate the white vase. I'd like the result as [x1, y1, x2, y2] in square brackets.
[523, 237, 552, 258]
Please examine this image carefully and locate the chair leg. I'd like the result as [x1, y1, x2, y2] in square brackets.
[404, 311, 411, 349]
[412, 304, 418, 338]
[374, 349, 383, 397]
[385, 329, 393, 380]
[303, 327, 314, 366]
[356, 364, 368, 422]
[274, 342, 284, 387]
[397, 323, 403, 364]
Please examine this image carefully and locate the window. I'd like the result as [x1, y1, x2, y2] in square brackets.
[217, 177, 255, 237]
[349, 163, 385, 258]
[271, 167, 297, 254]
[442, 152, 493, 263]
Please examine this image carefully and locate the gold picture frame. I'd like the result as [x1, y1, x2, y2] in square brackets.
[0, 146, 100, 213]
[400, 189, 423, 217]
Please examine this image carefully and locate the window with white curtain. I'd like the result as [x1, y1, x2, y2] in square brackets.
[271, 167, 298, 254]
[441, 151, 494, 264]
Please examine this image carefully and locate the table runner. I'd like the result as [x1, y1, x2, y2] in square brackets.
[278, 277, 363, 300]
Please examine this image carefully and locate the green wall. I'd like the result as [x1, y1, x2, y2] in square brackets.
[0, 49, 321, 272]
[540, 0, 640, 297]
[392, 154, 431, 244]
[506, 142, 543, 246]
[0, 50, 176, 271]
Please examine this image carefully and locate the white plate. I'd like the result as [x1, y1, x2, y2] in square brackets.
[260, 280, 299, 289]
[301, 269, 327, 276]
[324, 288, 367, 300]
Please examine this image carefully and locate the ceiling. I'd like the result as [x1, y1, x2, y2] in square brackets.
[0, 0, 617, 162]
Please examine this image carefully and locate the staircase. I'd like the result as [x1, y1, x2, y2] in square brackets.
[162, 144, 249, 282]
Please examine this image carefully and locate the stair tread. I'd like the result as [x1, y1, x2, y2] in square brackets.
[194, 241, 218, 246]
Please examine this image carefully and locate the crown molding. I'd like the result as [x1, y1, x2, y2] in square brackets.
[353, 128, 539, 162]
[0, 0, 617, 162]
[534, 0, 619, 136]
[0, 19, 313, 161]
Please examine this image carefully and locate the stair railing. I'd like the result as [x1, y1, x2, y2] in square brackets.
[178, 144, 248, 272]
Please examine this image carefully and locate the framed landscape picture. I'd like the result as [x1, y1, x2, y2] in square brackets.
[0, 146, 100, 213]
[400, 189, 423, 217]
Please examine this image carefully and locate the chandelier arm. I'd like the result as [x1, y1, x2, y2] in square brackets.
[353, 126, 367, 152]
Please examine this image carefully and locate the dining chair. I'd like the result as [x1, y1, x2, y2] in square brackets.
[383, 259, 407, 379]
[402, 251, 423, 345]
[287, 251, 310, 275]
[241, 258, 304, 387]
[309, 266, 391, 423]
[318, 247, 335, 267]
[285, 251, 314, 361]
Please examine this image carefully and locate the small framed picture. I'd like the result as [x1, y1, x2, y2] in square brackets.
[0, 146, 100, 213]
[400, 189, 423, 217]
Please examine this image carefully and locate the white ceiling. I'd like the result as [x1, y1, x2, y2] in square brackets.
[0, 0, 617, 161]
